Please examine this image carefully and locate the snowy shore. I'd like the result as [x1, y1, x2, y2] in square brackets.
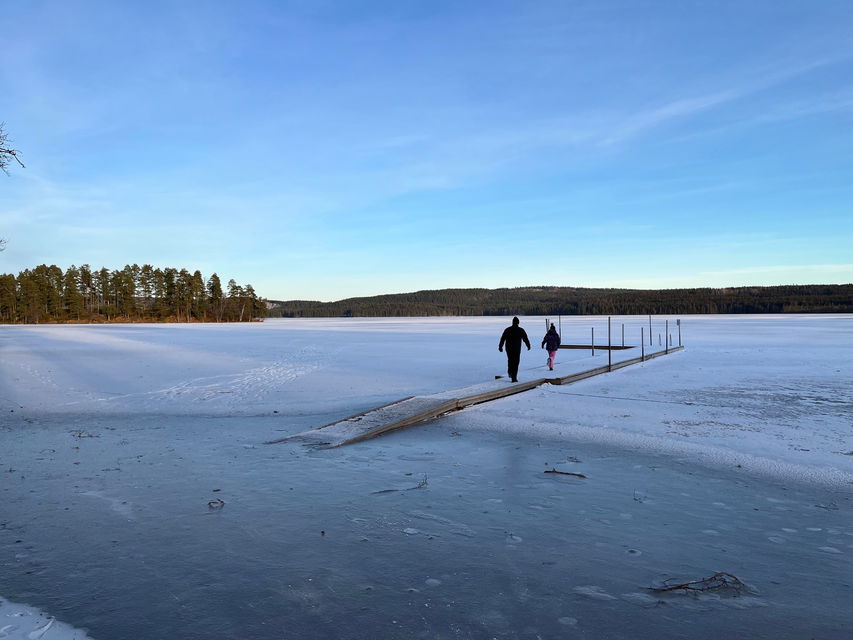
[1, 315, 851, 639]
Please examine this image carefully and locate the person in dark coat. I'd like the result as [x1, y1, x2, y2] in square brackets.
[498, 316, 530, 382]
[541, 323, 561, 371]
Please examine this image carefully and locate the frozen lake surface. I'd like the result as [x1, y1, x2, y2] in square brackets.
[1, 315, 851, 639]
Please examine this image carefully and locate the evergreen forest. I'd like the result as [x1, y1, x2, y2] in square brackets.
[0, 264, 267, 323]
[267, 284, 853, 318]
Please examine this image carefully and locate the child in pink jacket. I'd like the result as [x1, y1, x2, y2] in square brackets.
[541, 324, 561, 371]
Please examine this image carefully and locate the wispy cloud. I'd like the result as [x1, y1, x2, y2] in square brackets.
[602, 91, 739, 145]
[602, 54, 852, 145]
[296, 54, 853, 197]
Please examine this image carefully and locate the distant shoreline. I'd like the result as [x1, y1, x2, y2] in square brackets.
[266, 283, 853, 318]
[0, 317, 264, 325]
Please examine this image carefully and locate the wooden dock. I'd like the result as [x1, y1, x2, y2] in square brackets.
[559, 344, 633, 350]
[266, 345, 683, 448]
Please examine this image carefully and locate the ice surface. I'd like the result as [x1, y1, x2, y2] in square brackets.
[0, 596, 93, 639]
[1, 315, 851, 639]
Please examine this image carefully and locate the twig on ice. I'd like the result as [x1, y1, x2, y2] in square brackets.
[372, 474, 428, 494]
[544, 468, 587, 479]
[650, 572, 747, 594]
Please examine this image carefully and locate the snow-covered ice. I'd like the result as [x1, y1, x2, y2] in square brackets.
[0, 596, 91, 640]
[0, 315, 851, 639]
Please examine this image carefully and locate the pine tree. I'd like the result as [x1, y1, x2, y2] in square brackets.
[114, 265, 138, 317]
[79, 265, 94, 316]
[191, 270, 208, 321]
[0, 274, 17, 322]
[96, 267, 111, 317]
[163, 268, 177, 319]
[244, 284, 266, 320]
[17, 271, 41, 323]
[174, 269, 193, 322]
[152, 268, 167, 318]
[139, 264, 154, 316]
[226, 279, 244, 322]
[63, 266, 84, 320]
[207, 273, 224, 322]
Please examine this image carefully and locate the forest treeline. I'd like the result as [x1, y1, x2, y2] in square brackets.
[267, 284, 853, 317]
[0, 264, 267, 323]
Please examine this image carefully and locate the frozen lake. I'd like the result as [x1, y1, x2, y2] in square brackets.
[1, 315, 851, 639]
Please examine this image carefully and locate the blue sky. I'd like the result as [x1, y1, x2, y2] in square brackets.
[2, 1, 852, 301]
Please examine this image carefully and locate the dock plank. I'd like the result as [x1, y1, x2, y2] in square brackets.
[267, 346, 684, 447]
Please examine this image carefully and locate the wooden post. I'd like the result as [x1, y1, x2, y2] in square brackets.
[658, 333, 661, 346]
[641, 327, 645, 361]
[665, 320, 669, 354]
[649, 315, 652, 345]
[591, 327, 595, 356]
[608, 316, 612, 371]
[677, 319, 682, 346]
[621, 323, 625, 347]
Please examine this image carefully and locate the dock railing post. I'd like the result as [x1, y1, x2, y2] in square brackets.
[649, 315, 652, 346]
[608, 316, 612, 371]
[591, 327, 595, 356]
[665, 320, 669, 354]
[677, 319, 682, 347]
[621, 323, 624, 347]
[641, 327, 645, 361]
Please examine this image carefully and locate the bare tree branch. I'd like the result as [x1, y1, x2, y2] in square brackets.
[1, 122, 24, 249]
[0, 122, 25, 175]
[649, 572, 749, 594]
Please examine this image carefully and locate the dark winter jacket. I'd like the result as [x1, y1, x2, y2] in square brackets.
[499, 318, 531, 353]
[542, 327, 561, 351]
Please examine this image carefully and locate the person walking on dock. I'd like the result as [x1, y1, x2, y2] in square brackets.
[541, 323, 561, 371]
[499, 317, 530, 382]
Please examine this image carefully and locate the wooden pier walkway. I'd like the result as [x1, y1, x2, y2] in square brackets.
[266, 345, 683, 448]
